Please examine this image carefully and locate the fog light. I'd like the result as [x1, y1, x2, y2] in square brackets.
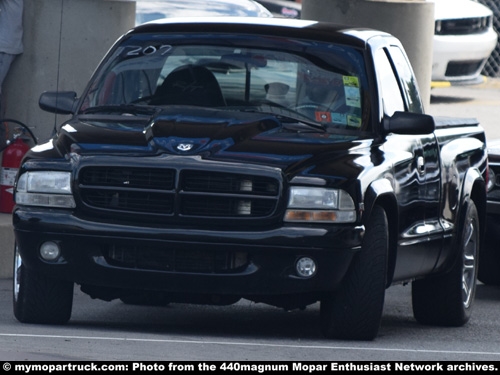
[39, 241, 61, 261]
[296, 257, 316, 278]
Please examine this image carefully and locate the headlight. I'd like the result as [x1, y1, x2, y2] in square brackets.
[285, 187, 356, 223]
[15, 171, 75, 208]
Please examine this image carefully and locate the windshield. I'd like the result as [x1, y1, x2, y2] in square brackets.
[80, 33, 369, 132]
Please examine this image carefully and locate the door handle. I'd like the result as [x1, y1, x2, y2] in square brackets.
[417, 156, 425, 174]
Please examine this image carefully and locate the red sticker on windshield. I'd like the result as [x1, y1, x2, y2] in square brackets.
[315, 111, 331, 122]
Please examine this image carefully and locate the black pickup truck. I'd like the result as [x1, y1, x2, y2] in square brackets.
[12, 18, 488, 340]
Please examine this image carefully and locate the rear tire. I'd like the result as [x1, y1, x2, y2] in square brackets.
[320, 205, 388, 340]
[13, 243, 74, 324]
[412, 200, 479, 326]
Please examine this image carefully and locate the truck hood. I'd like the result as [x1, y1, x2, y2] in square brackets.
[40, 107, 367, 174]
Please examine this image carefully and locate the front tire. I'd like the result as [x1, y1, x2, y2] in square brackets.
[412, 200, 479, 326]
[13, 243, 74, 324]
[320, 205, 388, 340]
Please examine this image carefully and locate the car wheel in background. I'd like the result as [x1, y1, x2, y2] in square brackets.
[478, 216, 500, 285]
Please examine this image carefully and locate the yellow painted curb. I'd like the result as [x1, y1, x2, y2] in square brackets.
[431, 81, 451, 88]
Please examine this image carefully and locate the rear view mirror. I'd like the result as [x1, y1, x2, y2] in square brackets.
[383, 111, 435, 135]
[39, 91, 77, 115]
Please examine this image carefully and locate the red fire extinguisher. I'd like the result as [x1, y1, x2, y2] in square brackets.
[0, 135, 30, 213]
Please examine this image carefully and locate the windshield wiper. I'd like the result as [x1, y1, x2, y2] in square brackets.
[275, 114, 328, 132]
[243, 104, 327, 132]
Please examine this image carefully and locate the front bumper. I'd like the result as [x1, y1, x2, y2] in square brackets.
[13, 207, 363, 298]
[432, 30, 497, 82]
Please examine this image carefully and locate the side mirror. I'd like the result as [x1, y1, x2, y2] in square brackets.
[39, 91, 77, 115]
[383, 111, 435, 135]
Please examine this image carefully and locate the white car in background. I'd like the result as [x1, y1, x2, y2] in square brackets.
[135, 0, 273, 25]
[432, 0, 497, 86]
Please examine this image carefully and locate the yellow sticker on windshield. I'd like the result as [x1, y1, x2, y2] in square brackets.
[347, 115, 362, 128]
[343, 76, 359, 88]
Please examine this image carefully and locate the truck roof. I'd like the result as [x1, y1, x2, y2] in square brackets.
[130, 16, 390, 49]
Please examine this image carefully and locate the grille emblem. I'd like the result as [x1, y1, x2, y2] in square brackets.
[177, 143, 194, 151]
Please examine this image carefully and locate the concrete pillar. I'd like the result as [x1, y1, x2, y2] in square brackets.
[302, 0, 435, 111]
[2, 0, 136, 142]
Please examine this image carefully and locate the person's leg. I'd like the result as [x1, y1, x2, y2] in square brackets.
[0, 52, 16, 118]
[0, 53, 15, 146]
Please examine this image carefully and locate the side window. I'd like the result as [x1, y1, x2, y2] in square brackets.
[388, 46, 424, 114]
[373, 48, 405, 116]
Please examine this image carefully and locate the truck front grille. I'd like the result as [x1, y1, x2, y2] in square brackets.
[78, 166, 281, 219]
[80, 167, 175, 214]
[104, 244, 249, 273]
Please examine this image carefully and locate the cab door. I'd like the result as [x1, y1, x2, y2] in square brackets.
[373, 46, 441, 281]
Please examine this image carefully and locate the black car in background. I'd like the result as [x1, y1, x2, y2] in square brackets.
[480, 139, 500, 285]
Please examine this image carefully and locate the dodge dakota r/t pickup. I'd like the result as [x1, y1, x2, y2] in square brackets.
[12, 17, 487, 340]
